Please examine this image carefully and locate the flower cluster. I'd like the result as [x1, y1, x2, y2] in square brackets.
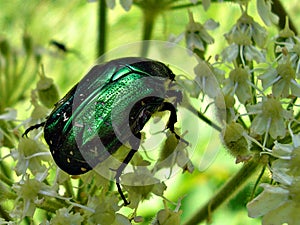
[247, 133, 300, 224]
[1, 1, 300, 225]
[247, 97, 293, 139]
[169, 11, 218, 58]
[222, 11, 267, 65]
[190, 4, 300, 223]
[260, 20, 300, 98]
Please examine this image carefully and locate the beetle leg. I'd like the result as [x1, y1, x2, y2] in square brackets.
[115, 132, 141, 206]
[159, 102, 188, 145]
[159, 102, 180, 138]
[22, 122, 46, 137]
[115, 176, 130, 206]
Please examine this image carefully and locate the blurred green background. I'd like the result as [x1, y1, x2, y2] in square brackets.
[1, 0, 299, 224]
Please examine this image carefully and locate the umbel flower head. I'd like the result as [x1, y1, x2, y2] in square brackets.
[247, 97, 293, 139]
[259, 60, 300, 98]
[168, 11, 218, 58]
[185, 11, 218, 55]
[223, 67, 252, 104]
[247, 134, 300, 224]
[258, 18, 300, 99]
[274, 18, 300, 81]
[222, 12, 266, 64]
[193, 60, 221, 98]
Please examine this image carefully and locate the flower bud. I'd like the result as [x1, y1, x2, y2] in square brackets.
[222, 122, 251, 163]
[36, 68, 59, 108]
[155, 205, 182, 225]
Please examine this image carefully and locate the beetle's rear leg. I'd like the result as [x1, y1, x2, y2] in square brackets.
[114, 132, 141, 206]
[22, 122, 46, 137]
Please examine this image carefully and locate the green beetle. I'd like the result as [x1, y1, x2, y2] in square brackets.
[23, 57, 182, 204]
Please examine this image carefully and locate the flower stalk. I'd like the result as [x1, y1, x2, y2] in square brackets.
[183, 154, 263, 225]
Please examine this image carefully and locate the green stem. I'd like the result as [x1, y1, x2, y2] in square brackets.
[169, 0, 235, 10]
[0, 182, 17, 199]
[250, 72, 256, 106]
[185, 101, 222, 132]
[38, 198, 69, 213]
[183, 100, 222, 132]
[9, 54, 30, 105]
[250, 165, 266, 200]
[236, 111, 248, 129]
[88, 182, 98, 198]
[63, 179, 75, 198]
[0, 205, 11, 221]
[76, 178, 85, 202]
[248, 63, 255, 122]
[97, 0, 107, 60]
[10, 63, 39, 106]
[4, 53, 11, 108]
[140, 10, 156, 57]
[0, 160, 13, 185]
[197, 111, 222, 132]
[169, 2, 202, 10]
[295, 111, 300, 120]
[287, 97, 297, 110]
[183, 154, 261, 225]
[0, 56, 4, 113]
[24, 216, 31, 225]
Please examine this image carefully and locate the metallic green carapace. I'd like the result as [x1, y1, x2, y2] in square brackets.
[24, 57, 181, 176]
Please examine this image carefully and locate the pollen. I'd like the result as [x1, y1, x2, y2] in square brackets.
[81, 167, 87, 172]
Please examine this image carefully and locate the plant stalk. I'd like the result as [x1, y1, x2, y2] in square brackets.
[140, 10, 156, 57]
[97, 0, 107, 60]
[183, 154, 261, 225]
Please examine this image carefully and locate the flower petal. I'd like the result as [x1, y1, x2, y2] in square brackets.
[247, 184, 289, 218]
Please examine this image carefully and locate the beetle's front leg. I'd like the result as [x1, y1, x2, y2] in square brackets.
[22, 122, 46, 137]
[114, 132, 141, 206]
[159, 102, 180, 139]
[159, 102, 188, 145]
